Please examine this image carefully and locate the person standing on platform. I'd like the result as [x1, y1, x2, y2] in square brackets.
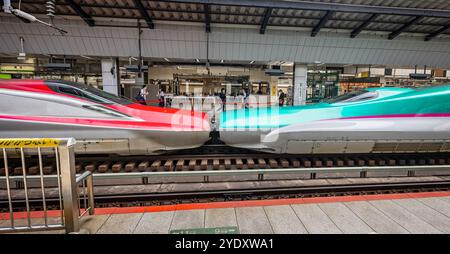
[242, 88, 249, 109]
[278, 89, 286, 106]
[219, 88, 226, 111]
[135, 85, 148, 105]
[158, 89, 165, 107]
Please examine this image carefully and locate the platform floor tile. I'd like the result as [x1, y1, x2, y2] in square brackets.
[80, 214, 110, 234]
[97, 213, 143, 234]
[417, 197, 450, 216]
[345, 201, 408, 234]
[393, 198, 450, 233]
[133, 211, 174, 234]
[369, 200, 441, 234]
[235, 207, 273, 234]
[170, 210, 204, 231]
[291, 204, 342, 234]
[264, 205, 308, 234]
[205, 208, 237, 228]
[318, 202, 375, 234]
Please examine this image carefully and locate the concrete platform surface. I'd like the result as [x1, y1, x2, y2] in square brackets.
[3, 192, 450, 234]
[77, 194, 450, 234]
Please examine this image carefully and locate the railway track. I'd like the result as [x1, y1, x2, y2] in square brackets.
[2, 177, 450, 211]
[2, 147, 450, 176]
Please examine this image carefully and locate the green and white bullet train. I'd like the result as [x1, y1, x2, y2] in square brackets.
[219, 85, 450, 154]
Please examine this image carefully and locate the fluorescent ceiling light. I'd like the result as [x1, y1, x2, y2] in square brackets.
[220, 59, 224, 63]
[195, 59, 200, 62]
[249, 60, 255, 64]
[80, 55, 93, 60]
[163, 58, 170, 62]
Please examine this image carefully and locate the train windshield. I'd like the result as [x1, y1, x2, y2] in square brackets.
[47, 81, 133, 105]
[325, 89, 377, 104]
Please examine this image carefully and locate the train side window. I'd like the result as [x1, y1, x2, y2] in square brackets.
[58, 86, 82, 97]
[343, 91, 378, 103]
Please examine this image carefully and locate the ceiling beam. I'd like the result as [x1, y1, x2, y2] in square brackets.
[260, 7, 273, 34]
[64, 0, 95, 26]
[204, 4, 211, 32]
[350, 13, 379, 38]
[158, 0, 450, 19]
[388, 15, 423, 40]
[133, 0, 154, 29]
[311, 11, 333, 37]
[424, 24, 450, 41]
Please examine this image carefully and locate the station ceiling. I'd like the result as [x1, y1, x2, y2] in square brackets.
[13, 0, 450, 41]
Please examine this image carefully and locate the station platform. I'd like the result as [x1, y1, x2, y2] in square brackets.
[4, 191, 450, 234]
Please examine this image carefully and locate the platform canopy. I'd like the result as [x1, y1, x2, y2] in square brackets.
[12, 0, 450, 41]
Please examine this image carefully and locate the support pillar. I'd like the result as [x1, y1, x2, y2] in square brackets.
[101, 58, 120, 96]
[293, 64, 308, 105]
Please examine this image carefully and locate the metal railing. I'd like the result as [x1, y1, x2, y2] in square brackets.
[0, 138, 94, 234]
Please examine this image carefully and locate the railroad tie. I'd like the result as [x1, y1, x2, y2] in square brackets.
[75, 164, 83, 173]
[345, 158, 355, 167]
[201, 159, 208, 170]
[0, 167, 5, 176]
[125, 162, 136, 172]
[388, 158, 396, 166]
[428, 158, 435, 165]
[247, 159, 255, 169]
[280, 158, 289, 168]
[28, 165, 39, 175]
[323, 158, 333, 167]
[258, 158, 267, 168]
[377, 158, 386, 166]
[150, 160, 161, 171]
[138, 161, 150, 172]
[418, 159, 426, 165]
[398, 159, 406, 166]
[43, 165, 54, 175]
[365, 157, 375, 166]
[189, 160, 196, 170]
[164, 160, 173, 171]
[13, 166, 23, 175]
[312, 158, 322, 167]
[213, 159, 220, 170]
[224, 159, 231, 170]
[408, 159, 416, 165]
[334, 158, 344, 167]
[269, 159, 278, 168]
[438, 158, 446, 165]
[85, 163, 96, 172]
[176, 160, 185, 171]
[235, 159, 243, 169]
[356, 158, 365, 166]
[301, 158, 312, 167]
[290, 159, 301, 168]
[98, 162, 110, 173]
[112, 163, 123, 173]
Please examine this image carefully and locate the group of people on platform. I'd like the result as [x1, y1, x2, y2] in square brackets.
[135, 85, 286, 108]
[134, 85, 165, 107]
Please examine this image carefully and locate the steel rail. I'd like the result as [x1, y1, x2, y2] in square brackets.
[3, 180, 450, 209]
[2, 165, 450, 181]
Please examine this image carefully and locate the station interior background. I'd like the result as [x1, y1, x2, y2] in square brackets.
[2, 54, 449, 107]
[1, 0, 450, 109]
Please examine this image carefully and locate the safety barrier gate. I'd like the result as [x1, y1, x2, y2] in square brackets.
[0, 138, 94, 234]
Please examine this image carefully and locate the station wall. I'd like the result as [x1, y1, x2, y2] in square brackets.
[1, 17, 450, 68]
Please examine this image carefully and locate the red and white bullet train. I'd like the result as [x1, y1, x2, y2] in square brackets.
[0, 80, 210, 155]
